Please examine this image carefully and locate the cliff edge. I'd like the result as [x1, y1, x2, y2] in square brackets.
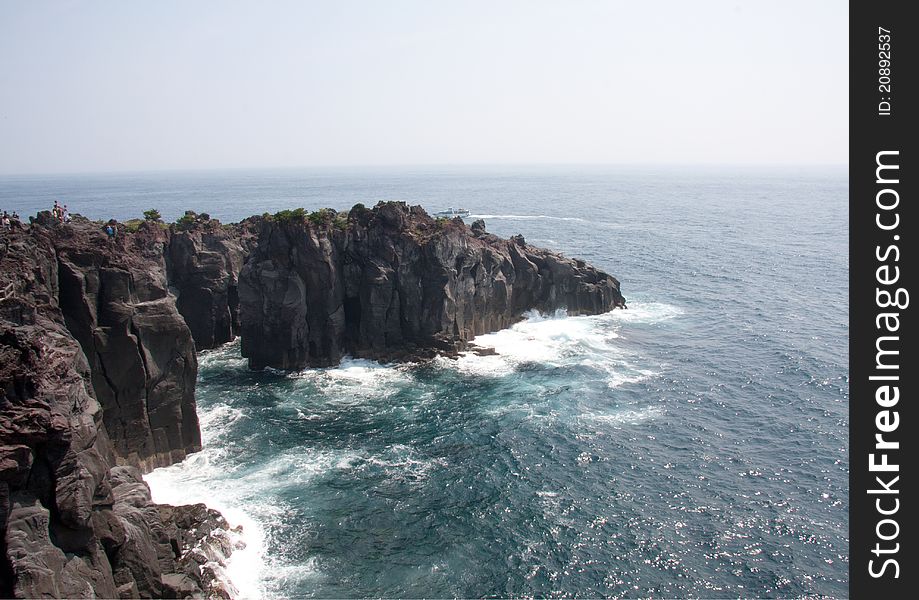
[1, 215, 234, 598]
[1, 202, 625, 597]
[238, 202, 625, 369]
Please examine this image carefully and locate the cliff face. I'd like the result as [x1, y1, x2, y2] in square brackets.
[53, 218, 201, 472]
[239, 203, 625, 369]
[165, 219, 257, 351]
[2, 202, 625, 596]
[1, 215, 232, 598]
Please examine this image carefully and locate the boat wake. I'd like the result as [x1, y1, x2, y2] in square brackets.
[468, 213, 589, 223]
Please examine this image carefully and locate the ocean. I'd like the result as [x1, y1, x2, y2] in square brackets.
[1, 166, 849, 598]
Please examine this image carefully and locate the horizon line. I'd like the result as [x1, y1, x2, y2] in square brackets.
[0, 161, 850, 179]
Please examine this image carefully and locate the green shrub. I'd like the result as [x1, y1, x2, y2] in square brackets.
[307, 208, 333, 226]
[175, 211, 197, 230]
[124, 218, 144, 233]
[143, 209, 161, 222]
[273, 207, 307, 224]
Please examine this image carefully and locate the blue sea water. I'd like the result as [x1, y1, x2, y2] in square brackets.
[2, 166, 849, 598]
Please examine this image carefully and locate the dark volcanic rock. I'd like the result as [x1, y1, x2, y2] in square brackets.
[239, 203, 625, 369]
[1, 215, 233, 598]
[109, 467, 237, 600]
[50, 215, 201, 472]
[1, 200, 625, 595]
[0, 320, 119, 600]
[166, 218, 257, 350]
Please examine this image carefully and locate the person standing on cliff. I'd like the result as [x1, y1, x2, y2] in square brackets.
[1, 212, 9, 254]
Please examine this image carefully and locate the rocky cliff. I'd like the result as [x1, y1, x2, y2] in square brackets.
[53, 216, 200, 472]
[1, 215, 235, 598]
[239, 203, 625, 369]
[1, 202, 625, 597]
[165, 214, 258, 351]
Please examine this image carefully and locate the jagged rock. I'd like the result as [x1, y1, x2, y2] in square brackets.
[0, 316, 119, 599]
[48, 215, 201, 472]
[166, 219, 257, 350]
[1, 201, 625, 596]
[1, 215, 232, 598]
[108, 467, 236, 600]
[239, 202, 625, 369]
[157, 502, 238, 598]
[161, 573, 199, 598]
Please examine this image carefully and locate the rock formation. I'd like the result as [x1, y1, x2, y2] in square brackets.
[1, 201, 624, 596]
[1, 215, 233, 598]
[239, 202, 625, 369]
[165, 215, 257, 351]
[52, 216, 200, 472]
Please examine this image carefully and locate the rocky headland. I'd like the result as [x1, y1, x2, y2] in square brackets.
[239, 203, 624, 369]
[1, 202, 624, 598]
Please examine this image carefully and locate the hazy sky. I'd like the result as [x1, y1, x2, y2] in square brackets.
[0, 1, 847, 174]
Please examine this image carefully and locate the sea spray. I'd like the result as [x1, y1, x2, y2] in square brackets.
[145, 441, 269, 599]
[143, 308, 671, 598]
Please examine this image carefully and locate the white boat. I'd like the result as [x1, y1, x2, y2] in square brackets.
[433, 207, 471, 217]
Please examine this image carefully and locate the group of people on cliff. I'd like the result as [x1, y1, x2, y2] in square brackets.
[1, 209, 21, 231]
[51, 199, 120, 243]
[3, 201, 70, 231]
[1, 203, 122, 247]
[52, 200, 70, 222]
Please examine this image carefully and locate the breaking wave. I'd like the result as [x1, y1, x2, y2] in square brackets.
[146, 302, 680, 598]
[444, 303, 679, 389]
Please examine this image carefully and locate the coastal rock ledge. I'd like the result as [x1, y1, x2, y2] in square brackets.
[1, 202, 623, 598]
[1, 215, 234, 599]
[239, 202, 625, 369]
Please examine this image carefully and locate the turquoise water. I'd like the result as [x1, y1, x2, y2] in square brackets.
[3, 166, 849, 597]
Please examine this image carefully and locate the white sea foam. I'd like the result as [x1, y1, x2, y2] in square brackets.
[443, 302, 679, 387]
[359, 443, 448, 481]
[197, 404, 246, 445]
[249, 449, 362, 488]
[607, 301, 683, 323]
[145, 353, 419, 598]
[198, 340, 249, 370]
[145, 451, 269, 600]
[580, 406, 664, 427]
[289, 357, 410, 401]
[265, 559, 322, 591]
[146, 436, 363, 599]
[467, 213, 589, 223]
[145, 302, 679, 597]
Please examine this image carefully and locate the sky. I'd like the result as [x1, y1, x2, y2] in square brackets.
[0, 0, 848, 175]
